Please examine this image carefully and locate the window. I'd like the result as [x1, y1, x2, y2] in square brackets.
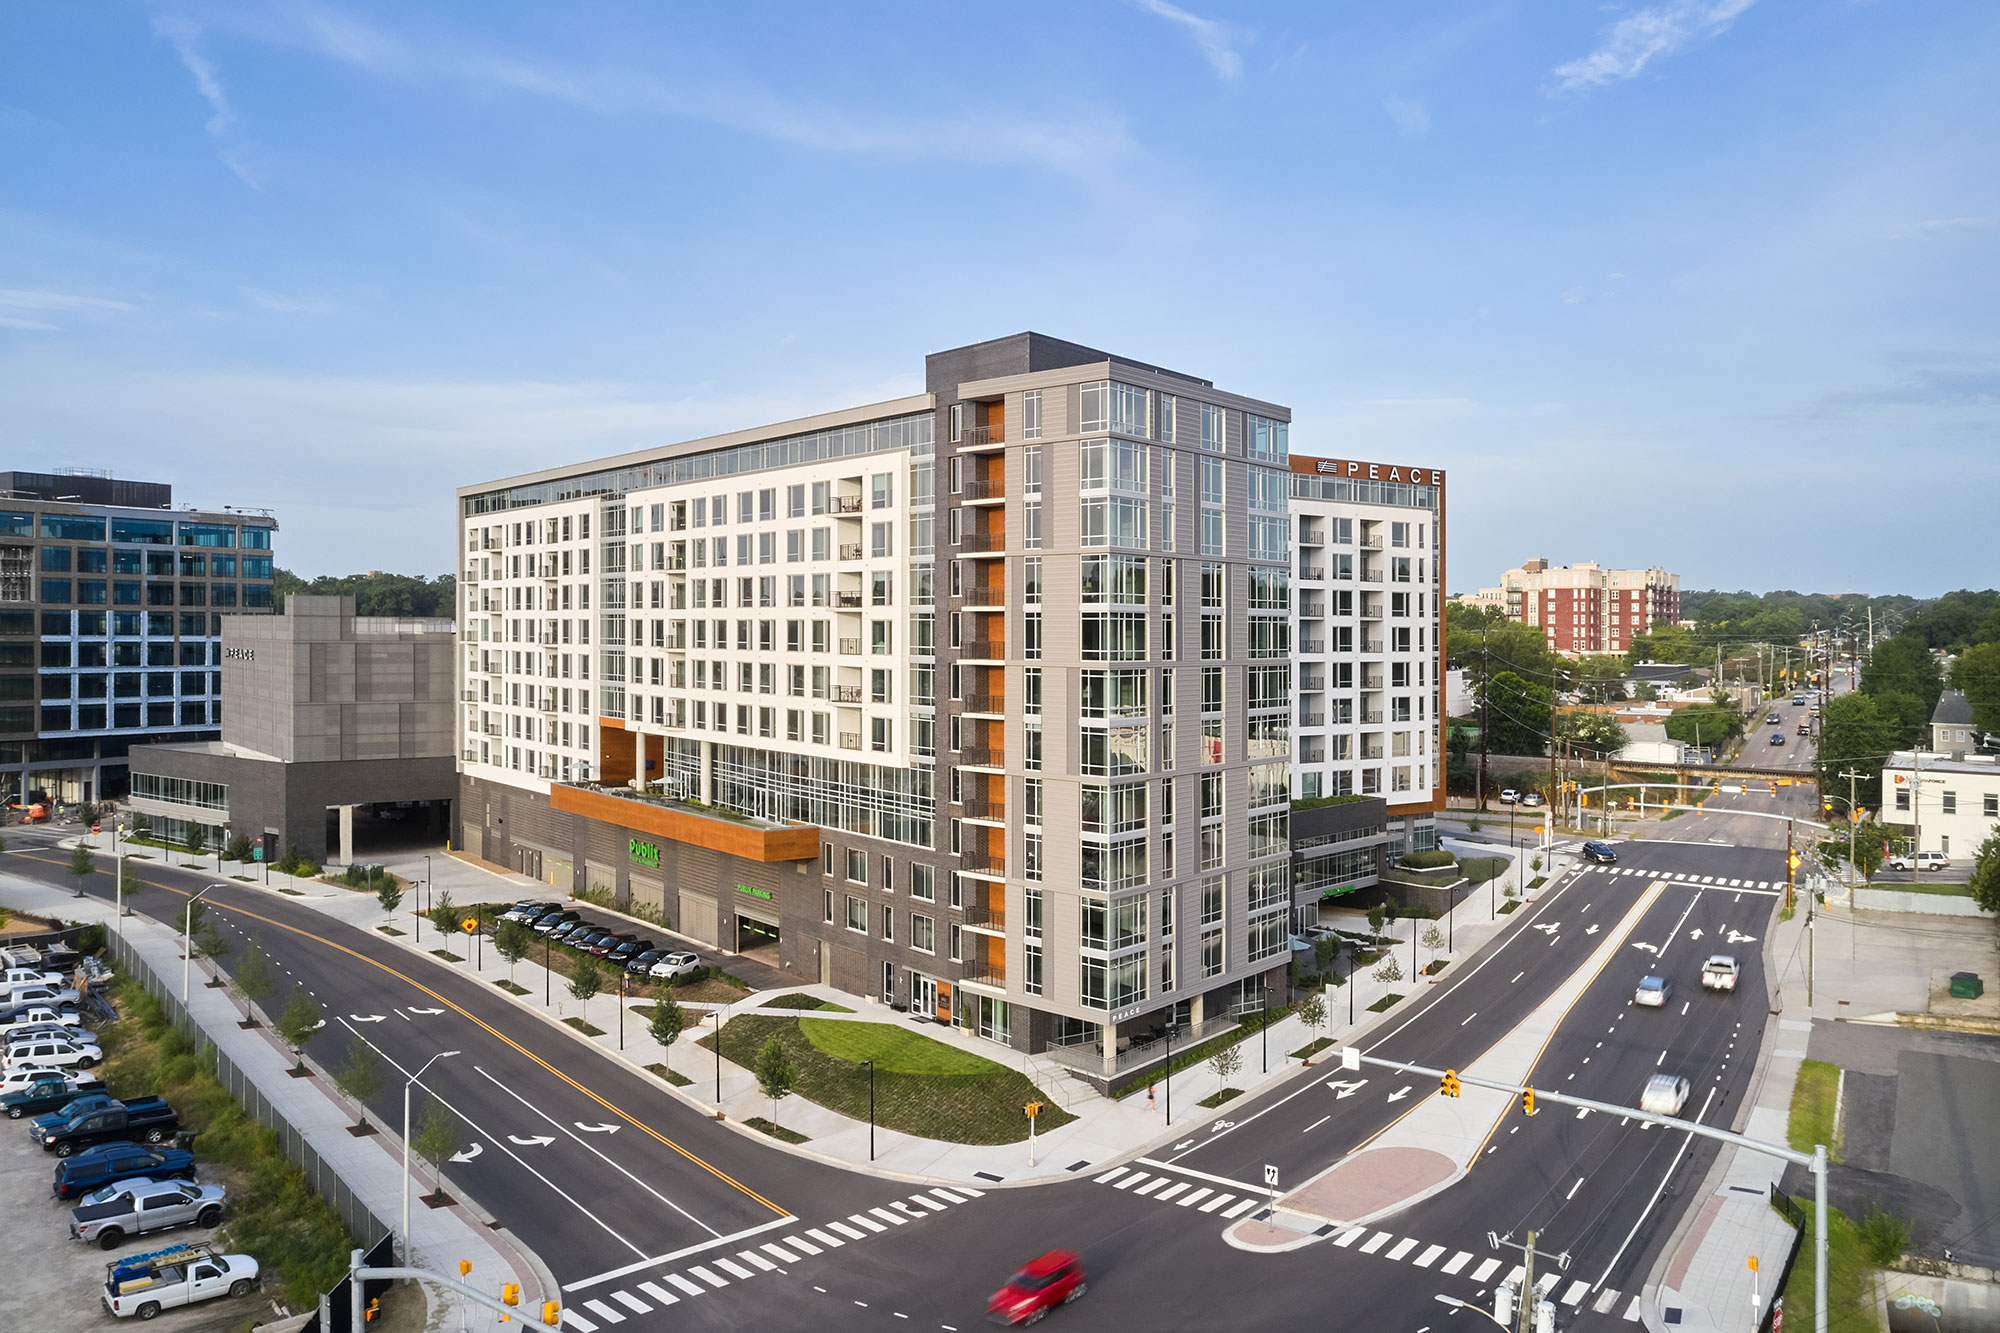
[910, 863, 935, 902]
[1895, 788, 1910, 812]
[1022, 389, 1042, 440]
[846, 896, 867, 933]
[1986, 794, 1998, 819]
[1941, 791, 1957, 815]
[911, 913, 935, 954]
[846, 849, 868, 884]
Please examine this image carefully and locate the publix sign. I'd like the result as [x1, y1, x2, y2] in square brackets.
[628, 838, 661, 868]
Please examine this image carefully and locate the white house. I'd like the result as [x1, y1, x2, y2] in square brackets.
[1882, 750, 2000, 861]
[1619, 721, 1686, 766]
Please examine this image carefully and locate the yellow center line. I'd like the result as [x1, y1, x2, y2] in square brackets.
[18, 850, 788, 1217]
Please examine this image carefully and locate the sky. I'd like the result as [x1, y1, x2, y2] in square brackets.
[1, 1, 1995, 593]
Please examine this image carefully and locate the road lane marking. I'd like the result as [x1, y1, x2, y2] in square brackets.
[1198, 1194, 1235, 1212]
[805, 1227, 844, 1246]
[1461, 1012, 1477, 1025]
[1594, 1084, 1719, 1291]
[1566, 1177, 1584, 1199]
[784, 1235, 823, 1256]
[762, 1243, 802, 1262]
[1136, 1158, 1266, 1194]
[569, 1216, 798, 1290]
[1624, 1295, 1643, 1320]
[829, 1221, 867, 1240]
[609, 1291, 650, 1312]
[847, 1213, 887, 1233]
[686, 1265, 728, 1288]
[1223, 1198, 1260, 1218]
[1094, 1166, 1129, 1184]
[1304, 1115, 1330, 1133]
[714, 1258, 756, 1280]
[581, 1302, 625, 1325]
[666, 1274, 706, 1296]
[1155, 1182, 1190, 1201]
[869, 1207, 908, 1226]
[1562, 1280, 1589, 1305]
[930, 1187, 971, 1203]
[908, 1195, 947, 1212]
[1113, 1173, 1146, 1189]
[1386, 1237, 1419, 1261]
[1510, 972, 1524, 983]
[738, 1250, 778, 1270]
[561, 1310, 599, 1331]
[1133, 1177, 1169, 1196]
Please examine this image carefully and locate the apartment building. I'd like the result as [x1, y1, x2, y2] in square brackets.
[1457, 558, 1679, 655]
[454, 333, 1293, 1080]
[1289, 456, 1445, 900]
[0, 470, 278, 807]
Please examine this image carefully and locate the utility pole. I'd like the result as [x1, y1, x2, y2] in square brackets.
[1478, 624, 1490, 814]
[1547, 654, 1559, 834]
[1842, 768, 1863, 893]
[1911, 746, 1922, 884]
[1785, 817, 1796, 914]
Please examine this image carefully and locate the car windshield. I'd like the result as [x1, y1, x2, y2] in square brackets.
[1640, 978, 1664, 990]
[1010, 1270, 1061, 1291]
[85, 1182, 122, 1202]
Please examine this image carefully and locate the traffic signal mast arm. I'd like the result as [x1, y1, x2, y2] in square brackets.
[344, 1253, 558, 1328]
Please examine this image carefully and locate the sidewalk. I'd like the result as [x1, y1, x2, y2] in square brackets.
[95, 830, 1568, 1187]
[0, 865, 560, 1330]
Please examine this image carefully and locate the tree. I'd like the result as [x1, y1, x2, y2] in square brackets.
[413, 1101, 461, 1203]
[179, 896, 209, 938]
[1420, 922, 1447, 965]
[117, 859, 143, 900]
[1817, 822, 1887, 883]
[1365, 903, 1387, 939]
[67, 843, 94, 898]
[1486, 672, 1553, 756]
[1967, 829, 2000, 915]
[377, 877, 403, 915]
[568, 956, 603, 1025]
[1208, 1041, 1243, 1085]
[649, 987, 686, 1074]
[427, 889, 459, 936]
[231, 942, 276, 1023]
[495, 920, 532, 983]
[1949, 642, 2000, 736]
[754, 1036, 796, 1131]
[1665, 702, 1744, 755]
[184, 825, 208, 860]
[1815, 692, 1903, 808]
[193, 921, 229, 967]
[224, 833, 254, 863]
[1373, 955, 1404, 985]
[1557, 709, 1628, 760]
[273, 986, 324, 1073]
[1296, 991, 1327, 1062]
[130, 812, 151, 840]
[1312, 934, 1341, 977]
[334, 1037, 382, 1130]
[1861, 636, 1943, 746]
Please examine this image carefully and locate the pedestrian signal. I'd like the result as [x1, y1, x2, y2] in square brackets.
[502, 1284, 520, 1306]
[1522, 1088, 1537, 1117]
[543, 1302, 561, 1326]
[1441, 1070, 1462, 1098]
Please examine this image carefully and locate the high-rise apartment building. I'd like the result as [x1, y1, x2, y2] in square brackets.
[0, 470, 278, 807]
[1289, 456, 1446, 874]
[454, 333, 1293, 1079]
[1457, 558, 1679, 655]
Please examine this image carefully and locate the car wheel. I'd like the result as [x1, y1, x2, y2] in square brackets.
[144, 1127, 165, 1143]
[6, 1105, 21, 1119]
[1064, 1283, 1087, 1303]
[56, 1140, 75, 1157]
[137, 1302, 161, 1320]
[98, 1229, 124, 1250]
[175, 1169, 195, 1182]
[229, 1278, 253, 1298]
[198, 1205, 223, 1227]
[77, 1057, 94, 1069]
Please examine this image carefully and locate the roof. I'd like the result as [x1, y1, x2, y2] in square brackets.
[1932, 689, 1974, 726]
[1620, 722, 1676, 745]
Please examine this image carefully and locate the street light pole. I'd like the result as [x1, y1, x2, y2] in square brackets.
[861, 1059, 875, 1161]
[114, 822, 128, 919]
[1164, 1024, 1177, 1126]
[1261, 983, 1270, 1074]
[181, 884, 220, 1004]
[402, 1049, 460, 1266]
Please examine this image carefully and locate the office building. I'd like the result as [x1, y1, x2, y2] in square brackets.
[0, 469, 277, 807]
[454, 333, 1293, 1080]
[1289, 455, 1445, 902]
[1883, 749, 2000, 862]
[1456, 558, 1679, 655]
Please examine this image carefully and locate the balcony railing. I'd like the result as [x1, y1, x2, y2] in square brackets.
[1360, 535, 1385, 549]
[961, 586, 1005, 608]
[959, 962, 1007, 988]
[830, 495, 863, 514]
[963, 693, 1004, 715]
[962, 478, 1005, 501]
[1299, 638, 1326, 655]
[1298, 527, 1324, 547]
[960, 850, 1006, 876]
[964, 900, 1006, 929]
[840, 732, 863, 750]
[835, 592, 862, 608]
[959, 530, 1005, 553]
[839, 543, 864, 561]
[962, 797, 1005, 822]
[1298, 710, 1325, 727]
[1362, 675, 1383, 690]
[961, 745, 1004, 768]
[1360, 746, 1385, 760]
[1361, 571, 1384, 583]
[460, 689, 478, 702]
[1298, 564, 1326, 581]
[961, 640, 1003, 660]
[1299, 673, 1325, 692]
[839, 638, 862, 655]
[964, 424, 1004, 447]
[1360, 640, 1384, 654]
[1361, 709, 1384, 724]
[831, 685, 863, 703]
[461, 748, 478, 763]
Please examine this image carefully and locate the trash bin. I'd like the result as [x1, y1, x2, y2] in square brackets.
[1949, 972, 1984, 1000]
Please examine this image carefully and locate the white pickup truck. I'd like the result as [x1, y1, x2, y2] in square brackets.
[102, 1241, 259, 1320]
[1701, 955, 1739, 992]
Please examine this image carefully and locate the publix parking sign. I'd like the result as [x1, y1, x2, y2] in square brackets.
[629, 838, 661, 868]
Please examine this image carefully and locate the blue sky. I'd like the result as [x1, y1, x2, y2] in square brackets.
[2, 2, 1994, 593]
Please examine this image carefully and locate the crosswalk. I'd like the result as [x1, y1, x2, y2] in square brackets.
[557, 1186, 983, 1330]
[1579, 865, 1782, 894]
[1093, 1165, 1649, 1323]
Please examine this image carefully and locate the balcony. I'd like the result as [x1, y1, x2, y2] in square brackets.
[1299, 638, 1326, 655]
[1298, 564, 1326, 581]
[963, 693, 1004, 715]
[840, 732, 863, 751]
[1299, 672, 1325, 692]
[550, 783, 818, 862]
[1360, 640, 1383, 654]
[962, 478, 1005, 502]
[959, 963, 1007, 989]
[831, 685, 863, 703]
[1361, 709, 1384, 724]
[961, 585, 1005, 608]
[1361, 571, 1384, 583]
[839, 638, 862, 655]
[1360, 534, 1384, 549]
[961, 745, 1004, 769]
[1298, 710, 1325, 727]
[460, 689, 478, 702]
[463, 567, 479, 583]
[959, 530, 1005, 554]
[963, 424, 1004, 449]
[961, 639, 1003, 661]
[461, 748, 478, 763]
[830, 495, 863, 514]
[1298, 525, 1324, 547]
[1362, 674, 1383, 690]
[835, 591, 862, 608]
[839, 543, 864, 561]
[960, 849, 1006, 876]
[962, 797, 1005, 822]
[1360, 746, 1385, 760]
[964, 900, 1006, 931]
[484, 722, 502, 736]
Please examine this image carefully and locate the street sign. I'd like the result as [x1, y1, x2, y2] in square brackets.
[1340, 1045, 1361, 1072]
[252, 847, 263, 861]
[461, 916, 479, 934]
[1264, 1164, 1279, 1187]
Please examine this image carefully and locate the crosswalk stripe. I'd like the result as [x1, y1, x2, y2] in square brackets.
[738, 1251, 778, 1272]
[829, 1222, 867, 1240]
[561, 1310, 599, 1332]
[1593, 1289, 1620, 1313]
[1413, 1244, 1446, 1268]
[1134, 1177, 1169, 1196]
[611, 1290, 652, 1312]
[1561, 1280, 1588, 1305]
[1113, 1172, 1148, 1190]
[1624, 1295, 1643, 1321]
[1333, 1227, 1366, 1248]
[929, 1188, 970, 1203]
[1505, 1265, 1526, 1289]
[636, 1281, 679, 1306]
[687, 1266, 729, 1289]
[1176, 1187, 1212, 1207]
[666, 1274, 705, 1296]
[1360, 1231, 1393, 1254]
[1094, 1166, 1129, 1184]
[1155, 1182, 1190, 1201]
[1728, 878, 1742, 887]
[1223, 1198, 1260, 1218]
[870, 1207, 908, 1226]
[1199, 1194, 1235, 1213]
[957, 1187, 985, 1197]
[784, 1235, 824, 1256]
[762, 1243, 803, 1263]
[581, 1298, 626, 1323]
[1386, 1238, 1419, 1261]
[848, 1213, 888, 1233]
[714, 1258, 756, 1280]
[1470, 1259, 1502, 1283]
[908, 1195, 948, 1212]
[804, 1228, 844, 1247]
[1441, 1251, 1472, 1275]
[1534, 1274, 1561, 1298]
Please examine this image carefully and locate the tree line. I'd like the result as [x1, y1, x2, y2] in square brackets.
[273, 569, 457, 618]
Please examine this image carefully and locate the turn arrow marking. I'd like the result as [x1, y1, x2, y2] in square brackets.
[1585, 924, 1600, 935]
[1173, 1140, 1195, 1152]
[406, 1006, 445, 1016]
[1326, 1079, 1369, 1099]
[1386, 1086, 1412, 1103]
[449, 1143, 483, 1163]
[1725, 930, 1759, 944]
[1689, 928, 1705, 940]
[1631, 942, 1660, 954]
[507, 1134, 555, 1147]
[575, 1122, 621, 1134]
[349, 1014, 387, 1023]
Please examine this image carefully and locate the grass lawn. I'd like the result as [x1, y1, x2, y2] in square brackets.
[1290, 1037, 1334, 1061]
[1788, 1058, 1842, 1158]
[1368, 992, 1404, 1012]
[430, 949, 463, 962]
[1498, 901, 1522, 915]
[646, 1062, 692, 1087]
[700, 1014, 1073, 1144]
[563, 1016, 606, 1038]
[1197, 1087, 1243, 1109]
[494, 979, 530, 996]
[1780, 1200, 1870, 1329]
[762, 993, 855, 1012]
[1871, 879, 1974, 897]
[1459, 856, 1508, 883]
[378, 925, 406, 936]
[745, 1116, 809, 1144]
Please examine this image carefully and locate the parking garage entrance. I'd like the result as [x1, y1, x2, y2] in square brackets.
[734, 902, 780, 967]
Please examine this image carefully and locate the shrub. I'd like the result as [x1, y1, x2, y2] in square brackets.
[1399, 850, 1458, 869]
[1857, 1203, 1910, 1265]
[224, 833, 254, 863]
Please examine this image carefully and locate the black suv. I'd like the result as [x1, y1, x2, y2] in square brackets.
[1581, 841, 1618, 865]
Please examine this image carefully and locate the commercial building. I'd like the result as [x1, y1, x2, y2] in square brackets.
[1883, 749, 2000, 862]
[1456, 558, 1679, 655]
[0, 470, 277, 808]
[1288, 454, 1445, 894]
[128, 595, 457, 864]
[454, 333, 1295, 1078]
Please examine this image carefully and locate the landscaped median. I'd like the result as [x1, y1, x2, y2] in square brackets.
[698, 1014, 1074, 1145]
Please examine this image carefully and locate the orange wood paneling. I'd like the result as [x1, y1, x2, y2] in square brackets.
[549, 784, 820, 863]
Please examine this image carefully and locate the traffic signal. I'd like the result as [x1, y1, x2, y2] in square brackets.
[1787, 850, 1801, 874]
[1023, 1100, 1042, 1120]
[542, 1302, 561, 1326]
[1441, 1070, 1462, 1098]
[460, 1261, 473, 1278]
[1521, 1087, 1537, 1117]
[502, 1284, 520, 1306]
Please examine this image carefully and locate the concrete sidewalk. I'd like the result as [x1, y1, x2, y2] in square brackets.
[0, 865, 560, 1330]
[122, 830, 1569, 1187]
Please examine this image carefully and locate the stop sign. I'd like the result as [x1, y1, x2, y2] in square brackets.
[91, 825, 100, 835]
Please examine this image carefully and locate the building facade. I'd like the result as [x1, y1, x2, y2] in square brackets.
[0, 470, 278, 808]
[454, 333, 1293, 1078]
[1288, 454, 1445, 892]
[1883, 750, 2000, 862]
[129, 595, 457, 863]
[1456, 558, 1679, 656]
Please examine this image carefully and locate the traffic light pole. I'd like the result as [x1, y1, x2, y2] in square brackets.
[1333, 1047, 1828, 1332]
[347, 1252, 558, 1327]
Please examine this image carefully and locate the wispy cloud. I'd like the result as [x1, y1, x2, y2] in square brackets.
[0, 289, 135, 331]
[1550, 0, 1755, 95]
[1129, 0, 1243, 85]
[1382, 96, 1431, 140]
[150, 11, 262, 186]
[1886, 216, 2000, 240]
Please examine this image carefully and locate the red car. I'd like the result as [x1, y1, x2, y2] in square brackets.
[987, 1250, 1086, 1325]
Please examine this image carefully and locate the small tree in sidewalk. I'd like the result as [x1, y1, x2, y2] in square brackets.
[1372, 955, 1404, 986]
[1420, 922, 1447, 973]
[754, 1037, 796, 1132]
[273, 986, 324, 1073]
[568, 956, 604, 1026]
[184, 825, 208, 862]
[335, 1037, 382, 1131]
[376, 877, 402, 916]
[231, 942, 276, 1024]
[413, 1100, 462, 1204]
[67, 842, 95, 897]
[649, 986, 686, 1075]
[1296, 991, 1327, 1063]
[427, 889, 459, 936]
[495, 920, 532, 983]
[1208, 1042, 1243, 1087]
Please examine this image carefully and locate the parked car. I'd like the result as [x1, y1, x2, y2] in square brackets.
[1519, 791, 1545, 807]
[604, 939, 652, 965]
[544, 919, 591, 943]
[987, 1250, 1087, 1326]
[1497, 789, 1519, 804]
[624, 950, 664, 976]
[568, 929, 613, 953]
[1634, 976, 1672, 1007]
[72, 1177, 227, 1249]
[500, 901, 558, 924]
[648, 951, 702, 982]
[1886, 850, 1949, 871]
[36, 1095, 181, 1155]
[54, 1143, 197, 1199]
[1580, 841, 1618, 865]
[532, 911, 580, 936]
[1639, 1073, 1691, 1117]
[4, 983, 81, 1009]
[101, 1241, 258, 1319]
[2, 1073, 107, 1120]
[30, 1092, 122, 1136]
[588, 933, 639, 958]
[1700, 955, 1739, 991]
[5, 1032, 103, 1072]
[1, 965, 65, 989]
[1, 1003, 87, 1036]
[1, 1065, 71, 1096]
[9, 1022, 97, 1048]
